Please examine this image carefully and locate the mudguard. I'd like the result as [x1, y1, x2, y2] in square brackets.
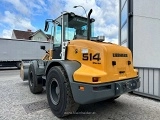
[20, 59, 46, 81]
[45, 60, 81, 82]
[45, 60, 81, 102]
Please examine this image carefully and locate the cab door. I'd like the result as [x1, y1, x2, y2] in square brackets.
[52, 22, 62, 59]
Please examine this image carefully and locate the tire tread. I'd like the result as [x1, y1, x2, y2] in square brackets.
[55, 66, 79, 116]
[47, 66, 79, 117]
[28, 64, 43, 94]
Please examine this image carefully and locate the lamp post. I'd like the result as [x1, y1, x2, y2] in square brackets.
[73, 5, 87, 18]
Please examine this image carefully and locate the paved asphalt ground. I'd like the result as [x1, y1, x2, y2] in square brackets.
[0, 67, 160, 120]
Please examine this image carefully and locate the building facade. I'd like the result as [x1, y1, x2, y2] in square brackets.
[11, 29, 52, 41]
[119, 0, 160, 100]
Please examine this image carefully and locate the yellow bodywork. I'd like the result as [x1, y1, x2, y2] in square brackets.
[67, 40, 138, 84]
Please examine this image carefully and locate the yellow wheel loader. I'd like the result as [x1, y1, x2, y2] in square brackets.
[20, 9, 140, 118]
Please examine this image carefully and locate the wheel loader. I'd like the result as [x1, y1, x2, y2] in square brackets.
[20, 9, 140, 118]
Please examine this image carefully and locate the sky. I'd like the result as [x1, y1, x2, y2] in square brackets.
[0, 0, 119, 44]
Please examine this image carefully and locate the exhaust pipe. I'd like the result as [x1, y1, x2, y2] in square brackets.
[87, 9, 93, 40]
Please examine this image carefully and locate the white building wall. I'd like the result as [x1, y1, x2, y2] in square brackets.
[132, 0, 160, 99]
[31, 32, 47, 41]
[133, 0, 160, 19]
[133, 0, 160, 68]
[11, 32, 16, 39]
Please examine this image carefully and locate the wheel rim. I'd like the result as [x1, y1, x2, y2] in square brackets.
[29, 72, 34, 87]
[50, 78, 60, 105]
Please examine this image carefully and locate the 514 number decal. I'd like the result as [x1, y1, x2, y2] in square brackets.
[82, 53, 101, 61]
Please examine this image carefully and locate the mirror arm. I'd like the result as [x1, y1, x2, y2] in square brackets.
[44, 50, 49, 54]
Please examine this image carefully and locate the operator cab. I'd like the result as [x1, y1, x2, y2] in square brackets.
[44, 10, 95, 60]
[64, 12, 95, 40]
[53, 12, 95, 41]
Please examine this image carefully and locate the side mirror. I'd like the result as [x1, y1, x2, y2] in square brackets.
[90, 18, 95, 23]
[44, 21, 49, 32]
[40, 46, 45, 50]
[40, 46, 49, 54]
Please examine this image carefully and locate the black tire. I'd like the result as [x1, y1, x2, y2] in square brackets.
[46, 66, 79, 118]
[28, 64, 43, 94]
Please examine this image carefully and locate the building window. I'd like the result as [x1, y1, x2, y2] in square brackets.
[120, 0, 128, 47]
[121, 42, 128, 47]
[121, 1, 128, 27]
[121, 0, 126, 9]
[121, 23, 127, 43]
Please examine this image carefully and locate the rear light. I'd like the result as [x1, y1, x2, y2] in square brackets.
[92, 77, 99, 82]
[79, 86, 84, 91]
[112, 61, 116, 66]
[128, 61, 131, 65]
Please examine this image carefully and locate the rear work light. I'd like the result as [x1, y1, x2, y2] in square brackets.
[92, 77, 99, 82]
